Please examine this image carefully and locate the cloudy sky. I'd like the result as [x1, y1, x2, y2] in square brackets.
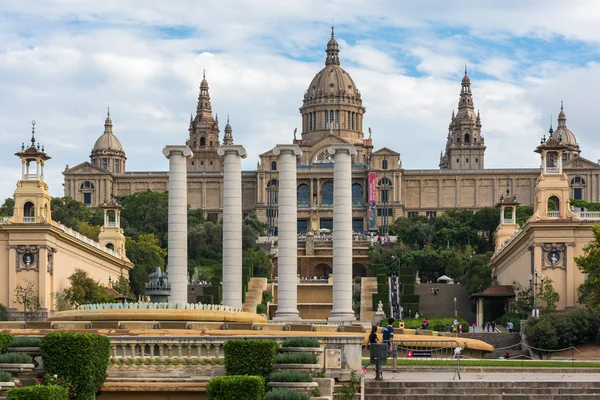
[2, 0, 600, 201]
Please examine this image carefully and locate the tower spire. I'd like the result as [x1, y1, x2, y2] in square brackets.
[223, 115, 233, 145]
[104, 108, 113, 134]
[325, 26, 340, 66]
[31, 120, 36, 147]
[196, 71, 213, 120]
[558, 101, 567, 128]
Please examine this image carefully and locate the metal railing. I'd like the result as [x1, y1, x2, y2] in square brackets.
[392, 339, 461, 380]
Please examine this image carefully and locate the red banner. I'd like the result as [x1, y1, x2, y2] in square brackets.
[368, 172, 377, 203]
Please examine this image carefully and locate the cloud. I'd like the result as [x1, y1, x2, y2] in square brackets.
[1, 0, 600, 204]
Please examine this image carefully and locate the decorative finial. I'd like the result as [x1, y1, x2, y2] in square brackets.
[227, 114, 230, 123]
[331, 25, 334, 38]
[542, 134, 546, 142]
[506, 180, 510, 196]
[549, 114, 553, 134]
[107, 106, 110, 117]
[41, 145, 44, 152]
[464, 64, 468, 75]
[561, 100, 563, 111]
[31, 120, 36, 146]
[203, 68, 206, 79]
[21, 142, 24, 150]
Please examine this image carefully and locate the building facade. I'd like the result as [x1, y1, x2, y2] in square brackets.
[63, 30, 600, 234]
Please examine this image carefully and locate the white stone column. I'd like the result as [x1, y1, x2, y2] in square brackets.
[162, 145, 193, 304]
[217, 145, 247, 309]
[273, 145, 302, 321]
[328, 144, 357, 321]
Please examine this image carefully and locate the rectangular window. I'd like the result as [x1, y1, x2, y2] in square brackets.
[309, 113, 313, 130]
[297, 219, 308, 234]
[407, 211, 418, 219]
[426, 211, 437, 218]
[352, 218, 364, 232]
[335, 110, 339, 128]
[324, 110, 329, 129]
[319, 219, 333, 231]
[574, 188, 583, 200]
[114, 162, 120, 173]
[103, 158, 108, 170]
[83, 193, 92, 205]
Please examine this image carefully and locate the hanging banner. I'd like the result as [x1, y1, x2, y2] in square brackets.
[368, 172, 377, 230]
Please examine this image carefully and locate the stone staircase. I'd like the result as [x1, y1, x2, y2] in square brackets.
[242, 277, 267, 313]
[415, 284, 475, 322]
[460, 332, 528, 359]
[363, 380, 600, 399]
[360, 277, 377, 322]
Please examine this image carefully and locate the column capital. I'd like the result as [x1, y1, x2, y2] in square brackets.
[162, 145, 193, 159]
[273, 144, 301, 157]
[217, 145, 247, 159]
[327, 144, 357, 156]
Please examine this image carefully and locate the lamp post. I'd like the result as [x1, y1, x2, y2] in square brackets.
[453, 297, 457, 318]
[529, 268, 545, 318]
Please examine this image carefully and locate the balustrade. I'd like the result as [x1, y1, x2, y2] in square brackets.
[575, 211, 600, 220]
[547, 211, 560, 219]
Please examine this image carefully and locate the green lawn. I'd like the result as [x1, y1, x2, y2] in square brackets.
[363, 358, 600, 368]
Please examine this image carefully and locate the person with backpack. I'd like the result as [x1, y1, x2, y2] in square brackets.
[382, 318, 398, 373]
[362, 325, 378, 374]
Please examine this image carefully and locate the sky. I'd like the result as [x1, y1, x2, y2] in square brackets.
[2, 0, 600, 201]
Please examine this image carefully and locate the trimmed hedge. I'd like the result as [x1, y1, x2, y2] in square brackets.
[0, 371, 12, 382]
[398, 275, 413, 285]
[269, 371, 312, 382]
[265, 389, 309, 400]
[9, 337, 41, 348]
[371, 294, 389, 311]
[223, 340, 278, 379]
[0, 333, 13, 354]
[7, 386, 68, 400]
[281, 338, 320, 348]
[371, 264, 385, 277]
[376, 284, 389, 294]
[402, 284, 414, 295]
[399, 267, 414, 276]
[274, 353, 318, 364]
[41, 332, 110, 400]
[0, 353, 32, 364]
[400, 294, 419, 303]
[207, 375, 265, 400]
[376, 274, 387, 285]
[403, 303, 419, 315]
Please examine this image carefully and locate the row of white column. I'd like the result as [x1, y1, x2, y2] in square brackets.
[164, 141, 357, 321]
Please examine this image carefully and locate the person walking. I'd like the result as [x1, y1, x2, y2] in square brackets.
[507, 321, 514, 333]
[362, 326, 378, 374]
[491, 321, 497, 333]
[383, 318, 398, 373]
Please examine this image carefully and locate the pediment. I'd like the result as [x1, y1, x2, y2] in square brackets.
[302, 134, 351, 150]
[372, 147, 400, 156]
[564, 156, 600, 170]
[63, 161, 110, 175]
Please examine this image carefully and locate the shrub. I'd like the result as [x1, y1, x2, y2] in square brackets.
[262, 291, 273, 305]
[280, 338, 320, 348]
[274, 353, 318, 364]
[9, 337, 41, 348]
[0, 304, 7, 322]
[207, 375, 265, 400]
[0, 371, 12, 382]
[257, 304, 267, 314]
[265, 389, 309, 400]
[223, 339, 278, 379]
[269, 371, 312, 382]
[0, 333, 13, 354]
[7, 385, 68, 400]
[41, 332, 110, 400]
[0, 353, 32, 364]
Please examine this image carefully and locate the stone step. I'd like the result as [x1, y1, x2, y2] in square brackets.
[365, 381, 600, 389]
[367, 387, 600, 395]
[364, 395, 600, 400]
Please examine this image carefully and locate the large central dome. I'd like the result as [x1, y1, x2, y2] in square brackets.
[299, 28, 366, 146]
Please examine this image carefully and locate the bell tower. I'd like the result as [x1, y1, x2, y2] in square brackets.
[530, 133, 575, 221]
[11, 121, 53, 224]
[98, 198, 128, 260]
[495, 182, 520, 252]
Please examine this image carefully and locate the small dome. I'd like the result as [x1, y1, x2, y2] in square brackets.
[550, 103, 578, 147]
[306, 65, 359, 100]
[92, 111, 124, 153]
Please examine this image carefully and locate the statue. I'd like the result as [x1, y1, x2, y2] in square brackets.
[368, 127, 372, 139]
[293, 128, 297, 140]
[415, 270, 421, 284]
[376, 301, 384, 314]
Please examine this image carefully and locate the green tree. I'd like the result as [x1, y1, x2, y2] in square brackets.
[472, 207, 500, 250]
[243, 248, 273, 278]
[113, 275, 133, 298]
[516, 205, 534, 226]
[576, 224, 600, 308]
[539, 276, 560, 312]
[512, 281, 534, 317]
[405, 222, 434, 248]
[51, 196, 92, 229]
[63, 269, 114, 305]
[77, 221, 101, 241]
[0, 198, 14, 217]
[125, 234, 167, 296]
[119, 190, 169, 245]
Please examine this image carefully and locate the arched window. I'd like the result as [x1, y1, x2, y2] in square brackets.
[23, 202, 34, 218]
[106, 243, 114, 250]
[297, 184, 310, 206]
[464, 134, 470, 143]
[267, 179, 278, 204]
[200, 137, 206, 147]
[271, 161, 277, 171]
[548, 196, 560, 213]
[378, 178, 393, 203]
[352, 183, 363, 206]
[322, 182, 334, 205]
[382, 159, 388, 170]
[80, 181, 95, 190]
[570, 176, 586, 200]
[314, 150, 334, 164]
